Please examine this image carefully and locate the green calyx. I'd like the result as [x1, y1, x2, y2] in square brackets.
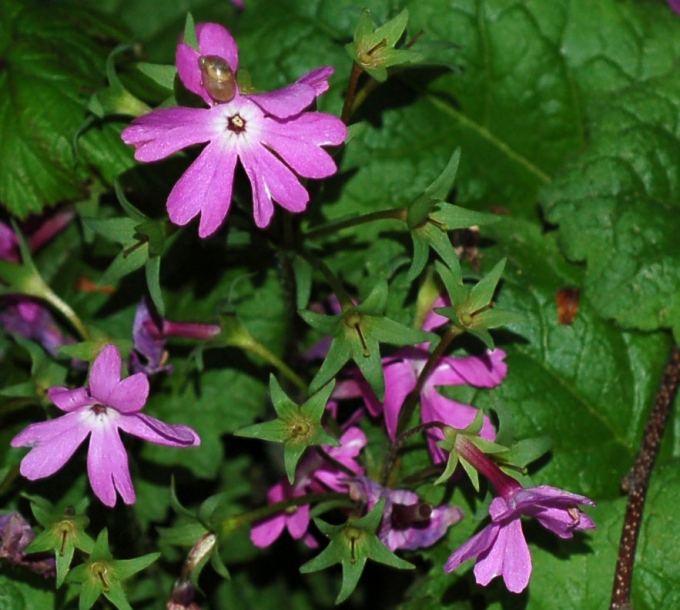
[301, 280, 435, 401]
[235, 375, 338, 484]
[300, 499, 413, 604]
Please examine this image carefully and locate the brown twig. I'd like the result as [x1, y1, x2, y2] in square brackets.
[610, 344, 680, 610]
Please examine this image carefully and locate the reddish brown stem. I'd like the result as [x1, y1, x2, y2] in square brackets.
[610, 345, 680, 610]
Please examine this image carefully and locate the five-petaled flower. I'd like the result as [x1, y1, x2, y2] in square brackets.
[348, 476, 464, 552]
[121, 23, 347, 237]
[11, 344, 200, 507]
[443, 436, 595, 593]
[444, 484, 595, 593]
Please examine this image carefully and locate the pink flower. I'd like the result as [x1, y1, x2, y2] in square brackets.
[11, 344, 200, 507]
[444, 485, 595, 593]
[358, 298, 506, 462]
[368, 347, 505, 462]
[0, 511, 55, 577]
[0, 214, 76, 357]
[122, 23, 347, 237]
[348, 476, 464, 552]
[250, 427, 366, 548]
[130, 299, 220, 375]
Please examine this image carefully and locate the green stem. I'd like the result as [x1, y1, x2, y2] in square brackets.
[296, 250, 354, 310]
[220, 491, 349, 537]
[380, 421, 446, 486]
[304, 208, 406, 241]
[41, 282, 90, 341]
[314, 446, 357, 478]
[242, 337, 308, 394]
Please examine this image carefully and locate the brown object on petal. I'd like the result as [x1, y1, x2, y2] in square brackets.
[556, 287, 580, 325]
[199, 55, 236, 103]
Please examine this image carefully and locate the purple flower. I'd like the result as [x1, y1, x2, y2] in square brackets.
[0, 217, 75, 356]
[670, 0, 680, 15]
[444, 485, 595, 593]
[130, 299, 219, 375]
[348, 476, 464, 552]
[250, 427, 366, 548]
[122, 23, 347, 237]
[368, 346, 506, 462]
[0, 297, 71, 357]
[11, 344, 200, 507]
[0, 511, 55, 577]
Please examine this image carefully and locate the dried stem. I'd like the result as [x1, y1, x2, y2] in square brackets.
[609, 344, 680, 610]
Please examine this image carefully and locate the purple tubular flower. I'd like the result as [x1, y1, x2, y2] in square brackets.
[444, 485, 595, 593]
[349, 476, 464, 552]
[0, 297, 71, 357]
[670, 0, 680, 15]
[0, 219, 73, 356]
[0, 511, 55, 577]
[121, 23, 347, 237]
[11, 344, 200, 507]
[131, 299, 172, 375]
[250, 427, 366, 548]
[131, 298, 221, 375]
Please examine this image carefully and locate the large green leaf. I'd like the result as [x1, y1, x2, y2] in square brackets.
[0, 0, 134, 218]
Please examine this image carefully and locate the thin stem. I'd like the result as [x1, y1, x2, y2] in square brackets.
[341, 62, 364, 124]
[219, 491, 348, 537]
[304, 208, 406, 241]
[41, 283, 90, 341]
[395, 324, 464, 437]
[380, 421, 444, 486]
[242, 338, 308, 394]
[296, 250, 353, 310]
[314, 446, 357, 478]
[610, 345, 680, 610]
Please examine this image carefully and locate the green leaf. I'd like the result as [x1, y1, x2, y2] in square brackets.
[542, 73, 680, 334]
[0, 1, 132, 217]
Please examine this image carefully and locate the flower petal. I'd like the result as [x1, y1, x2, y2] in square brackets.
[121, 107, 217, 162]
[240, 143, 309, 228]
[87, 424, 135, 507]
[296, 66, 334, 96]
[248, 66, 335, 118]
[499, 518, 532, 593]
[89, 344, 122, 403]
[262, 113, 346, 179]
[47, 387, 93, 412]
[12, 412, 90, 480]
[106, 372, 150, 413]
[381, 359, 418, 439]
[166, 139, 238, 238]
[250, 513, 286, 548]
[248, 84, 316, 119]
[117, 413, 200, 447]
[432, 349, 507, 389]
[176, 43, 211, 105]
[177, 24, 239, 106]
[197, 23, 239, 72]
[444, 521, 499, 573]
